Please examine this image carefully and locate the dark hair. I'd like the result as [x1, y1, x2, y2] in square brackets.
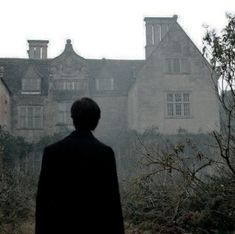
[71, 97, 101, 131]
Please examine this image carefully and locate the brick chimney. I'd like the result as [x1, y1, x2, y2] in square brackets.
[144, 15, 178, 59]
[27, 40, 49, 59]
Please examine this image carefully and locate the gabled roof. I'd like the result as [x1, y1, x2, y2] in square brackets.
[22, 64, 44, 79]
[0, 56, 144, 96]
[87, 59, 144, 95]
[52, 39, 86, 66]
[146, 20, 211, 69]
[0, 77, 11, 95]
[0, 58, 50, 94]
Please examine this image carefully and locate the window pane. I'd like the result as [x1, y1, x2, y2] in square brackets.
[175, 93, 182, 102]
[22, 79, 40, 91]
[62, 81, 66, 90]
[22, 80, 26, 90]
[74, 81, 80, 90]
[67, 81, 73, 90]
[166, 92, 190, 118]
[27, 107, 33, 128]
[35, 117, 42, 128]
[175, 103, 182, 116]
[167, 103, 174, 116]
[184, 103, 190, 116]
[19, 107, 26, 128]
[71, 81, 75, 90]
[56, 81, 62, 89]
[19, 106, 26, 117]
[96, 79, 114, 90]
[36, 79, 41, 90]
[66, 103, 72, 124]
[54, 80, 86, 90]
[183, 93, 189, 102]
[167, 93, 173, 102]
[165, 58, 172, 73]
[58, 103, 65, 123]
[34, 107, 41, 117]
[58, 103, 72, 124]
[18, 106, 43, 129]
[34, 107, 43, 129]
[173, 58, 180, 73]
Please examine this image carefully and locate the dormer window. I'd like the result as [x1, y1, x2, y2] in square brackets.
[21, 78, 41, 94]
[165, 58, 191, 74]
[96, 78, 114, 91]
[54, 79, 87, 90]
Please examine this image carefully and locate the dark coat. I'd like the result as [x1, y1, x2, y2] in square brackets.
[35, 129, 125, 234]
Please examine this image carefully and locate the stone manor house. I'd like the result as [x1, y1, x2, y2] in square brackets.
[0, 15, 220, 144]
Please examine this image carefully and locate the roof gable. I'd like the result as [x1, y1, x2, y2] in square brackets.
[22, 65, 42, 80]
[51, 39, 86, 75]
[0, 78, 11, 95]
[96, 63, 114, 80]
[87, 59, 144, 95]
[149, 22, 210, 67]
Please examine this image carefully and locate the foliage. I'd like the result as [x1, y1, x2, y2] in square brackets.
[203, 14, 235, 84]
[0, 127, 73, 233]
[0, 128, 36, 233]
[124, 15, 235, 233]
[0, 167, 37, 234]
[122, 132, 235, 233]
[203, 14, 235, 176]
[119, 130, 217, 180]
[0, 126, 32, 168]
[34, 129, 70, 153]
[123, 175, 235, 234]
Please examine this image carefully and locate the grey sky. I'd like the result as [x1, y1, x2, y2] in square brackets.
[0, 0, 234, 59]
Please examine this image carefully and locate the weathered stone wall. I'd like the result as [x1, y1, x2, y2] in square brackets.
[11, 95, 49, 142]
[2, 19, 221, 143]
[93, 95, 128, 142]
[128, 23, 220, 134]
[0, 79, 10, 130]
[93, 95, 128, 172]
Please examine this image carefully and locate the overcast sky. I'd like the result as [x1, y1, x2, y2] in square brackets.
[0, 0, 234, 60]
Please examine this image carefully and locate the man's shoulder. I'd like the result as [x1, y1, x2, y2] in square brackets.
[44, 131, 113, 155]
[43, 137, 67, 154]
[92, 137, 113, 150]
[84, 135, 114, 155]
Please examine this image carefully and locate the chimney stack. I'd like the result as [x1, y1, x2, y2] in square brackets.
[144, 15, 178, 59]
[27, 40, 49, 59]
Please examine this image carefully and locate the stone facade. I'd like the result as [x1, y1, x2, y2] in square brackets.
[0, 16, 220, 144]
[128, 17, 220, 134]
[0, 67, 11, 130]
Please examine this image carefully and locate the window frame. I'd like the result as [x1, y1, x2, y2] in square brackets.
[57, 102, 73, 126]
[18, 105, 43, 129]
[165, 58, 191, 74]
[95, 78, 114, 91]
[53, 79, 87, 91]
[165, 91, 192, 119]
[21, 78, 41, 94]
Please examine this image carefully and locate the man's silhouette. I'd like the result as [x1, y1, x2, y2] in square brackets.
[35, 97, 124, 234]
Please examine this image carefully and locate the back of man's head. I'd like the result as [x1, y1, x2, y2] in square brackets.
[71, 97, 101, 131]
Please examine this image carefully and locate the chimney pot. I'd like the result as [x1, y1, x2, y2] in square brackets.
[27, 40, 49, 59]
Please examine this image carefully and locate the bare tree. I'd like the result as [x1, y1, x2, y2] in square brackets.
[203, 14, 235, 176]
